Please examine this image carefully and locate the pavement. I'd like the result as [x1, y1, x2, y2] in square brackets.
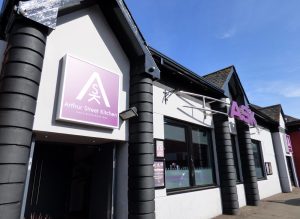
[214, 188, 300, 219]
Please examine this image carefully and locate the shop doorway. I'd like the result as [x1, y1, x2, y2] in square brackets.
[286, 156, 296, 187]
[24, 142, 114, 219]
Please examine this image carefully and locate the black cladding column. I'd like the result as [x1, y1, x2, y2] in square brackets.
[0, 21, 47, 219]
[212, 101, 239, 215]
[236, 120, 260, 206]
[128, 70, 155, 219]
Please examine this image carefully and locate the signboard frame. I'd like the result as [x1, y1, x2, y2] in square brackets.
[153, 160, 165, 189]
[265, 162, 273, 175]
[56, 54, 121, 129]
[155, 139, 165, 158]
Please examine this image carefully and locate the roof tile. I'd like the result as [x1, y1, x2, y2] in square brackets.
[203, 66, 233, 89]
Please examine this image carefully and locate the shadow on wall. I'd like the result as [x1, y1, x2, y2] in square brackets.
[0, 40, 7, 71]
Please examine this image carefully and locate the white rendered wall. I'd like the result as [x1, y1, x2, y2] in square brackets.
[279, 113, 286, 129]
[250, 126, 282, 198]
[153, 82, 222, 219]
[33, 6, 130, 142]
[155, 188, 222, 219]
[236, 184, 246, 207]
[153, 82, 213, 128]
[228, 116, 237, 134]
[0, 40, 7, 72]
[226, 95, 237, 135]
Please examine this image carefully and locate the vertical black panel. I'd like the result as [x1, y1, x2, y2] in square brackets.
[128, 71, 155, 219]
[0, 20, 47, 219]
[236, 121, 260, 206]
[212, 101, 239, 215]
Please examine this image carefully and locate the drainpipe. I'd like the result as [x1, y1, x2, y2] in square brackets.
[212, 100, 239, 215]
[0, 18, 48, 219]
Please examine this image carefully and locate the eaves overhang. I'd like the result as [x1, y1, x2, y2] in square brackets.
[251, 106, 278, 125]
[287, 121, 300, 128]
[150, 47, 226, 99]
[250, 105, 279, 131]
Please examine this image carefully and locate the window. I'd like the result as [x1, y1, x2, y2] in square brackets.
[251, 140, 266, 179]
[231, 135, 242, 182]
[192, 128, 214, 186]
[164, 118, 216, 191]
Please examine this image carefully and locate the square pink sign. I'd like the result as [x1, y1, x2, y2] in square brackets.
[57, 54, 120, 129]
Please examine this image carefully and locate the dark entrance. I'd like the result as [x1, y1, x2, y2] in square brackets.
[24, 142, 114, 219]
[286, 156, 296, 187]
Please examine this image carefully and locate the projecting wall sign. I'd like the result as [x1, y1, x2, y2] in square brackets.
[286, 135, 293, 153]
[229, 101, 257, 126]
[57, 54, 120, 129]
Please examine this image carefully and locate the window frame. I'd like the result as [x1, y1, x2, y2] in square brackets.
[164, 117, 218, 194]
[251, 139, 267, 180]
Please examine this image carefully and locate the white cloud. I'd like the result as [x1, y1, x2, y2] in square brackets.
[283, 87, 300, 97]
[254, 81, 300, 98]
[218, 27, 236, 39]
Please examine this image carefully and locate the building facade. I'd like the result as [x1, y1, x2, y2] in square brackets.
[0, 1, 298, 219]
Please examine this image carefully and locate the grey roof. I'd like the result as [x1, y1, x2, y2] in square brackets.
[203, 66, 233, 89]
[250, 104, 262, 110]
[254, 104, 282, 123]
[285, 115, 300, 123]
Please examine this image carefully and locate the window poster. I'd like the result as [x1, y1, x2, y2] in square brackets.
[265, 162, 273, 175]
[155, 140, 164, 158]
[153, 161, 165, 188]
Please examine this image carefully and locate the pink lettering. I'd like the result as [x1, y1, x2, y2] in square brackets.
[229, 101, 257, 126]
[230, 101, 241, 119]
[248, 111, 257, 126]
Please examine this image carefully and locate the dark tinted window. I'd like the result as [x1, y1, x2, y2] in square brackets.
[164, 118, 216, 190]
[231, 135, 242, 182]
[252, 140, 265, 179]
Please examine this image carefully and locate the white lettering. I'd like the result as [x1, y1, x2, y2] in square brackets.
[76, 72, 111, 107]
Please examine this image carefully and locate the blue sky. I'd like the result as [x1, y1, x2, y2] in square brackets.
[125, 0, 300, 118]
[0, 1, 300, 118]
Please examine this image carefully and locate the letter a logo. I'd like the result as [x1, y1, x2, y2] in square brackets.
[76, 72, 111, 107]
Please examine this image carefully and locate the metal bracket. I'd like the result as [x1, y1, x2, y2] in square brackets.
[163, 89, 178, 104]
[182, 105, 228, 116]
[176, 90, 231, 118]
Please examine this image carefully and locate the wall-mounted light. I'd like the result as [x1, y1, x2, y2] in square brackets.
[119, 107, 138, 120]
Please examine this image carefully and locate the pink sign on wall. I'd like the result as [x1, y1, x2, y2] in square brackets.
[57, 54, 120, 129]
[286, 134, 293, 153]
